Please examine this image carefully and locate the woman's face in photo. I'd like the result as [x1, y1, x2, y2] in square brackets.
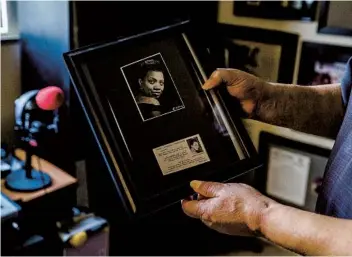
[191, 141, 200, 151]
[139, 70, 165, 98]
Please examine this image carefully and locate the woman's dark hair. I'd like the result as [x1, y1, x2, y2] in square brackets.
[321, 73, 332, 84]
[187, 138, 201, 148]
[139, 58, 165, 80]
[188, 138, 197, 145]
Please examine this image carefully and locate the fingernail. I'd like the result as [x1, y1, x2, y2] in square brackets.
[202, 84, 210, 90]
[190, 180, 202, 189]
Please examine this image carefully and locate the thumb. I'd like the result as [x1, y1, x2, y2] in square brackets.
[190, 180, 224, 198]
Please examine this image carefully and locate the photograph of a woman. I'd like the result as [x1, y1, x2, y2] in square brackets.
[121, 53, 185, 121]
[186, 137, 204, 154]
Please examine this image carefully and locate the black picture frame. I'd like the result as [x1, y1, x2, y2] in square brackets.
[317, 1, 352, 36]
[297, 42, 352, 86]
[202, 24, 299, 84]
[63, 20, 261, 219]
[233, 1, 318, 21]
[257, 132, 331, 212]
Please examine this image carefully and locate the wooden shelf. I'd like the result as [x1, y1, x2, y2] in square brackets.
[1, 149, 77, 203]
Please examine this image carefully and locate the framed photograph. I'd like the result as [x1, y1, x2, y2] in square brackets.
[317, 1, 352, 36]
[297, 42, 352, 86]
[257, 132, 331, 212]
[120, 53, 185, 122]
[203, 24, 299, 84]
[64, 21, 260, 218]
[233, 1, 318, 21]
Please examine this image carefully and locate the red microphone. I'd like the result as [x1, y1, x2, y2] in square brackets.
[35, 86, 65, 110]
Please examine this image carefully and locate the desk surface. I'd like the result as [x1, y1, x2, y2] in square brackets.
[1, 149, 77, 202]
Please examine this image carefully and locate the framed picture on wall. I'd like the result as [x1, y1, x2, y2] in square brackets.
[297, 42, 352, 86]
[317, 1, 352, 36]
[233, 1, 318, 21]
[257, 132, 331, 212]
[204, 24, 299, 84]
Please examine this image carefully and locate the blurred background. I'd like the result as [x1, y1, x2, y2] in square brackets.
[1, 0, 352, 256]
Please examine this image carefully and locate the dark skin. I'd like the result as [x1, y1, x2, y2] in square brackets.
[182, 69, 352, 256]
[203, 69, 345, 139]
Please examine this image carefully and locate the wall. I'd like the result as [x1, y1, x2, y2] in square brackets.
[218, 1, 352, 150]
[1, 41, 21, 147]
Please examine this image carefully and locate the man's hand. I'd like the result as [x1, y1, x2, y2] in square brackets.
[181, 180, 274, 236]
[203, 68, 344, 138]
[182, 180, 352, 256]
[203, 69, 267, 117]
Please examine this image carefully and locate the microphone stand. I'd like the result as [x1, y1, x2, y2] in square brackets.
[5, 136, 52, 192]
[5, 87, 63, 192]
[24, 147, 33, 179]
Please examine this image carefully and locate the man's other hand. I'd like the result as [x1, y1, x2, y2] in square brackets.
[203, 69, 266, 117]
[181, 180, 274, 236]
